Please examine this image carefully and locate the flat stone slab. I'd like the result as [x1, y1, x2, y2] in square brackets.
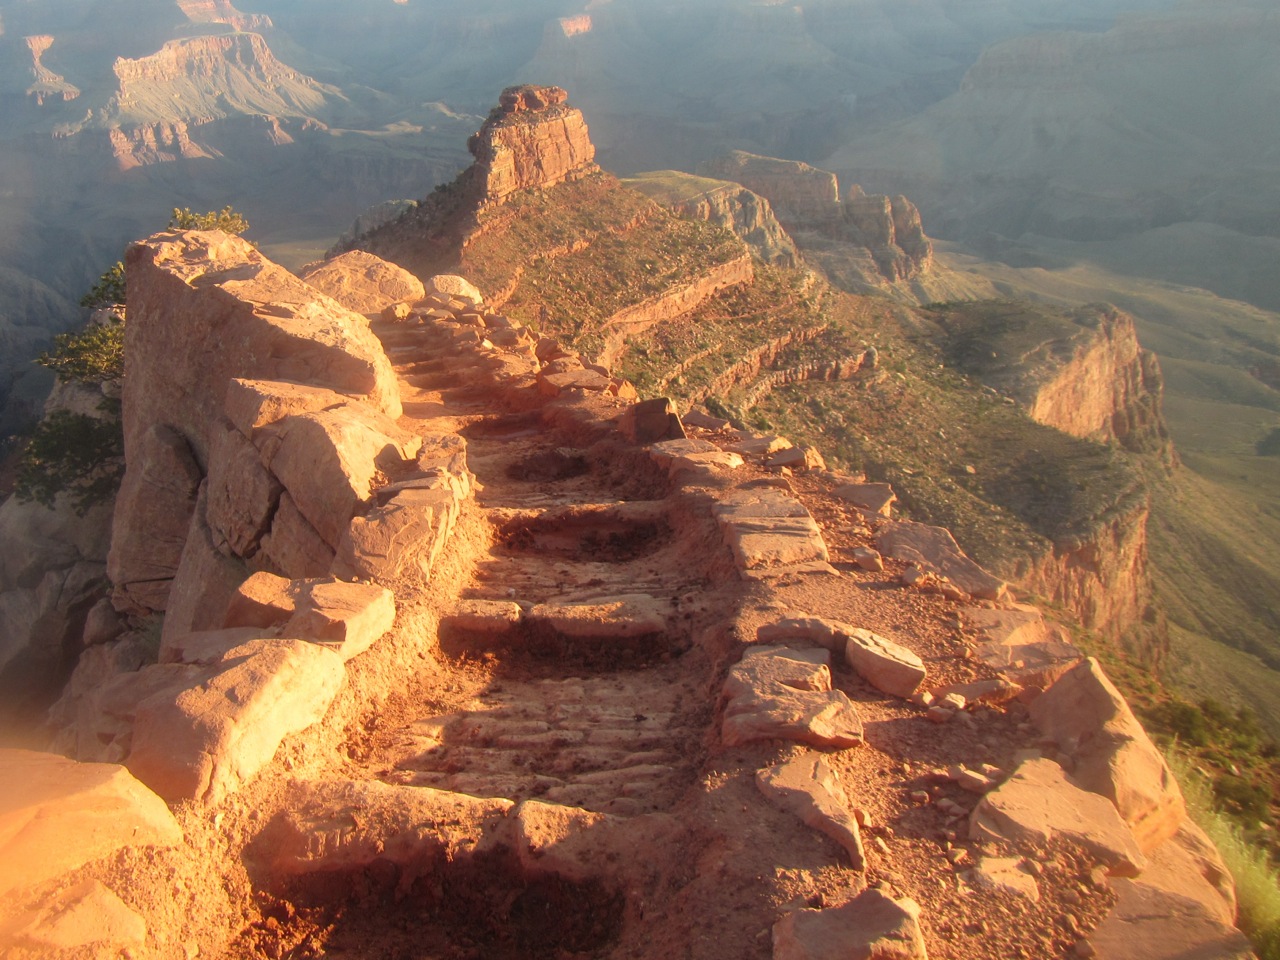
[963, 604, 1081, 688]
[725, 435, 793, 456]
[844, 628, 926, 699]
[722, 646, 863, 749]
[1087, 880, 1254, 960]
[223, 571, 396, 661]
[260, 779, 512, 876]
[0, 750, 182, 897]
[649, 438, 722, 467]
[723, 517, 830, 569]
[6, 878, 147, 953]
[527, 594, 667, 639]
[713, 489, 813, 521]
[970, 758, 1147, 877]
[773, 890, 927, 960]
[128, 639, 346, 805]
[444, 599, 525, 635]
[757, 616, 852, 654]
[1031, 658, 1185, 853]
[1140, 819, 1237, 924]
[757, 756, 865, 868]
[877, 520, 1006, 600]
[832, 482, 897, 517]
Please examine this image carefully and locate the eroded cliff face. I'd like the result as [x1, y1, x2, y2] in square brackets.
[699, 150, 933, 286]
[624, 171, 799, 267]
[465, 84, 598, 206]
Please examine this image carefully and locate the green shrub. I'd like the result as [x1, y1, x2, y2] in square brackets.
[14, 408, 124, 515]
[37, 318, 124, 385]
[79, 262, 126, 309]
[169, 205, 250, 235]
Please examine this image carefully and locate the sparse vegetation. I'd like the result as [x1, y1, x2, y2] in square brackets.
[79, 261, 126, 309]
[36, 316, 125, 386]
[169, 205, 251, 235]
[14, 408, 124, 515]
[1169, 750, 1280, 960]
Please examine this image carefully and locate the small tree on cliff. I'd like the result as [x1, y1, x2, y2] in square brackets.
[14, 207, 250, 513]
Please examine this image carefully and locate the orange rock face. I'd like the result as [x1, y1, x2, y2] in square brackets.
[467, 85, 598, 204]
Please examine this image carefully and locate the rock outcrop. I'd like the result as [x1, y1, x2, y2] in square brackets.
[699, 150, 933, 285]
[465, 85, 598, 206]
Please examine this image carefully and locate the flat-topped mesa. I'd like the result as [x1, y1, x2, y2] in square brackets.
[699, 150, 933, 284]
[465, 85, 598, 206]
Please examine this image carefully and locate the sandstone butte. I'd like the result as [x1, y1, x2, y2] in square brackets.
[0, 86, 1256, 960]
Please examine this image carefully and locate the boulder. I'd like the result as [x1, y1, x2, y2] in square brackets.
[204, 418, 282, 557]
[424, 275, 484, 306]
[756, 756, 865, 868]
[299, 250, 425, 316]
[256, 779, 511, 877]
[877, 520, 1006, 600]
[844, 628, 927, 698]
[833, 482, 896, 517]
[1140, 819, 1237, 924]
[162, 483, 250, 646]
[335, 484, 460, 583]
[0, 750, 182, 897]
[1029, 658, 1184, 852]
[962, 603, 1081, 688]
[257, 407, 418, 550]
[4, 879, 146, 952]
[127, 638, 345, 804]
[224, 378, 351, 436]
[722, 646, 863, 748]
[773, 890, 928, 960]
[223, 572, 395, 661]
[970, 758, 1146, 877]
[254, 492, 335, 579]
[617, 397, 686, 444]
[756, 616, 850, 654]
[1087, 880, 1254, 960]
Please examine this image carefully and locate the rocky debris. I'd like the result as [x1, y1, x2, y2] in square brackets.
[756, 755, 865, 868]
[618, 397, 687, 444]
[0, 749, 182, 897]
[721, 646, 863, 748]
[833, 481, 896, 517]
[844, 628, 927, 698]
[971, 856, 1040, 902]
[222, 571, 396, 661]
[467, 85, 598, 205]
[257, 779, 512, 877]
[1088, 880, 1254, 960]
[3, 878, 147, 954]
[773, 889, 928, 960]
[1029, 657, 1185, 852]
[970, 758, 1147, 877]
[962, 603, 1081, 688]
[299, 250, 425, 316]
[127, 638, 345, 804]
[877, 520, 1007, 600]
[713, 487, 832, 575]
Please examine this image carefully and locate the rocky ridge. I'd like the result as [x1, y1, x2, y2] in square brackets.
[0, 234, 1252, 960]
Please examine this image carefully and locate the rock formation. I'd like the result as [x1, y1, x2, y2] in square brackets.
[699, 150, 934, 286]
[465, 84, 598, 206]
